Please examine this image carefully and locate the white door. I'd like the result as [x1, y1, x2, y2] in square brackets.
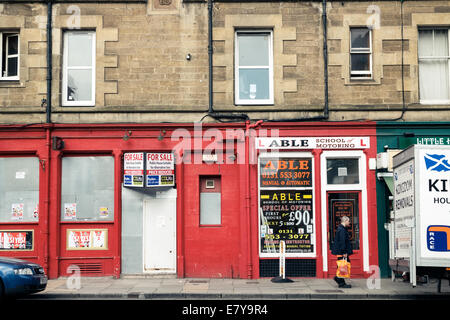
[143, 189, 177, 273]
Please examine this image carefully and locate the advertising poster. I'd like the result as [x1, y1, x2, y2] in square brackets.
[146, 153, 175, 187]
[11, 203, 24, 221]
[67, 229, 108, 250]
[259, 158, 312, 188]
[99, 207, 109, 218]
[0, 231, 33, 250]
[124, 152, 144, 187]
[259, 189, 314, 255]
[418, 148, 450, 260]
[393, 159, 415, 258]
[328, 192, 360, 250]
[64, 203, 77, 220]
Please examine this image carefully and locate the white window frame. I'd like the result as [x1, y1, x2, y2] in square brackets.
[235, 30, 274, 105]
[320, 151, 369, 274]
[418, 28, 450, 105]
[0, 32, 20, 81]
[350, 27, 372, 79]
[62, 31, 96, 107]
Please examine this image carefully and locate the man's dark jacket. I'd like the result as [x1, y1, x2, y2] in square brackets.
[331, 224, 353, 256]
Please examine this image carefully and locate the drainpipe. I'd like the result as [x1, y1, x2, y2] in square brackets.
[244, 120, 263, 278]
[46, 0, 53, 124]
[322, 0, 329, 119]
[205, 0, 248, 123]
[265, 0, 329, 123]
[208, 0, 214, 114]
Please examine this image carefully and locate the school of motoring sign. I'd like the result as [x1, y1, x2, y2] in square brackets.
[256, 137, 370, 150]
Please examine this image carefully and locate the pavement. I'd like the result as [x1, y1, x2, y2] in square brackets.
[27, 275, 450, 300]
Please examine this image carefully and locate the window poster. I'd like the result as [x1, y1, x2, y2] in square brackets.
[260, 189, 314, 255]
[0, 231, 33, 250]
[64, 203, 77, 220]
[67, 229, 108, 250]
[259, 158, 312, 188]
[11, 203, 24, 221]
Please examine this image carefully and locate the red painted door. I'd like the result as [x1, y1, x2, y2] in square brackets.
[183, 164, 241, 278]
[327, 191, 364, 278]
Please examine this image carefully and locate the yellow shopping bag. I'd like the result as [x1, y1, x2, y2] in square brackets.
[336, 258, 351, 278]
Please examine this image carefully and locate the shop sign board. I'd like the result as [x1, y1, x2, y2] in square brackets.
[124, 152, 144, 187]
[146, 153, 175, 187]
[393, 157, 415, 259]
[399, 136, 450, 149]
[256, 137, 370, 150]
[259, 158, 312, 188]
[259, 189, 314, 256]
[67, 229, 108, 250]
[0, 230, 33, 250]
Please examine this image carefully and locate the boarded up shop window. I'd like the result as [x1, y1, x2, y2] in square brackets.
[61, 156, 114, 221]
[0, 158, 39, 222]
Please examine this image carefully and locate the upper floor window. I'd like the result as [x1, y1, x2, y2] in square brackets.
[235, 30, 273, 105]
[62, 31, 96, 106]
[350, 27, 372, 79]
[0, 32, 19, 80]
[418, 28, 450, 104]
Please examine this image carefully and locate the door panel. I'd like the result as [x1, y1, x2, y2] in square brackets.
[183, 165, 241, 278]
[143, 189, 177, 273]
[327, 191, 364, 277]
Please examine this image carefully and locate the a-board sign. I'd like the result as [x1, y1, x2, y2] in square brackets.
[259, 158, 312, 188]
[260, 189, 314, 255]
[124, 152, 144, 187]
[0, 230, 33, 250]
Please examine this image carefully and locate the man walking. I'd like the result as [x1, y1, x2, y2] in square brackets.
[332, 216, 353, 288]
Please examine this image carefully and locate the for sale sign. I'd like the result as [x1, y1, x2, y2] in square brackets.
[146, 153, 175, 187]
[124, 152, 144, 187]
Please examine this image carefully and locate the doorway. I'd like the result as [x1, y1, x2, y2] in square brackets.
[143, 189, 177, 274]
[327, 191, 363, 277]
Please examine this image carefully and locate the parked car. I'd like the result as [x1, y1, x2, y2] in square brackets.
[0, 257, 47, 298]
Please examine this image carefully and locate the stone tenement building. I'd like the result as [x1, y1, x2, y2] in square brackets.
[0, 0, 449, 123]
[0, 1, 449, 280]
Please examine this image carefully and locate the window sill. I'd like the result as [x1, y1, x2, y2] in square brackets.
[420, 100, 450, 105]
[0, 221, 39, 225]
[60, 220, 114, 224]
[0, 80, 23, 88]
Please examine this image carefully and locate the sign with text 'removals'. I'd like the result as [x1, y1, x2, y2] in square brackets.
[256, 137, 370, 150]
[146, 153, 175, 187]
[124, 152, 144, 187]
[393, 158, 415, 259]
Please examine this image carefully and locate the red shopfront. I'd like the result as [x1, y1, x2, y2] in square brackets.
[0, 123, 250, 279]
[0, 121, 378, 279]
[250, 122, 379, 279]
